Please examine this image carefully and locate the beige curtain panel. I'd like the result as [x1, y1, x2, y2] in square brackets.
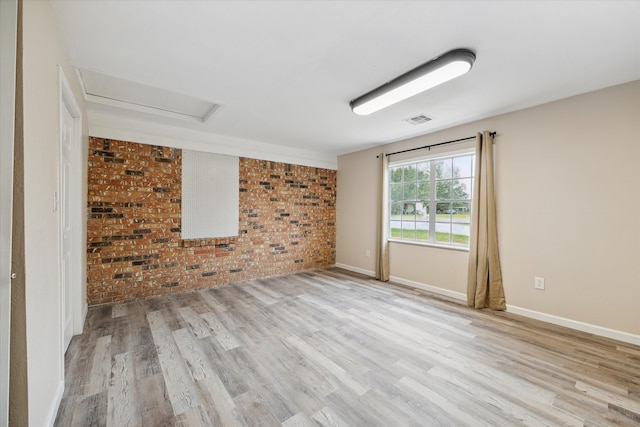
[376, 153, 390, 281]
[467, 131, 506, 310]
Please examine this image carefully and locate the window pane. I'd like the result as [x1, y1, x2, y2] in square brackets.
[416, 222, 429, 242]
[417, 182, 430, 200]
[403, 165, 416, 182]
[390, 167, 403, 183]
[415, 202, 428, 220]
[423, 203, 430, 216]
[390, 220, 402, 238]
[390, 202, 403, 218]
[453, 155, 473, 178]
[453, 224, 470, 245]
[436, 180, 451, 200]
[452, 178, 471, 200]
[435, 222, 451, 244]
[402, 202, 416, 220]
[452, 202, 470, 222]
[404, 182, 417, 200]
[416, 162, 430, 181]
[390, 183, 403, 201]
[434, 159, 451, 179]
[436, 202, 453, 217]
[402, 222, 416, 240]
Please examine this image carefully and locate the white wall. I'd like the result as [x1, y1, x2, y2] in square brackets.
[89, 111, 338, 170]
[337, 80, 640, 341]
[21, 1, 88, 425]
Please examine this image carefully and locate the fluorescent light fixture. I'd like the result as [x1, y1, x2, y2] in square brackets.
[350, 49, 476, 116]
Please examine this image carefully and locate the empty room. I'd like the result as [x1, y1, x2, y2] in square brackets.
[2, 1, 640, 426]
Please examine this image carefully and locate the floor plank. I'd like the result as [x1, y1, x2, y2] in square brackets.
[147, 311, 202, 416]
[107, 351, 141, 427]
[56, 268, 640, 426]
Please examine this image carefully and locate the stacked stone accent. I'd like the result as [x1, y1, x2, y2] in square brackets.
[86, 137, 336, 305]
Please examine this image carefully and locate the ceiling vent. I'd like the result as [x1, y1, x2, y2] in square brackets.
[77, 68, 220, 123]
[403, 114, 432, 126]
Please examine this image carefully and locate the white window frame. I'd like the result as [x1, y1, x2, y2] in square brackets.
[388, 148, 475, 250]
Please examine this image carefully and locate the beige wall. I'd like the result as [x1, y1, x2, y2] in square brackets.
[337, 80, 640, 337]
[21, 1, 88, 425]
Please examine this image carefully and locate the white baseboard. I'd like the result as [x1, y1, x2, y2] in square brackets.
[335, 262, 640, 347]
[334, 263, 374, 277]
[335, 263, 467, 302]
[45, 379, 64, 427]
[389, 275, 467, 302]
[506, 304, 640, 347]
[81, 303, 88, 333]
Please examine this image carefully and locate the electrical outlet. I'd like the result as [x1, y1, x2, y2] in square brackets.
[365, 249, 371, 258]
[534, 277, 545, 290]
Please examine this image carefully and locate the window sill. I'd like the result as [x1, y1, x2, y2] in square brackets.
[388, 238, 470, 252]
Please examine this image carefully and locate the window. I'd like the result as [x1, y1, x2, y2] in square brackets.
[389, 152, 474, 247]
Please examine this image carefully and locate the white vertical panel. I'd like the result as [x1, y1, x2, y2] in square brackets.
[182, 150, 239, 239]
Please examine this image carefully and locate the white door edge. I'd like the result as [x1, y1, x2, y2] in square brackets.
[58, 67, 82, 362]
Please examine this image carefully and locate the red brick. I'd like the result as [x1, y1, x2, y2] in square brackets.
[86, 137, 336, 305]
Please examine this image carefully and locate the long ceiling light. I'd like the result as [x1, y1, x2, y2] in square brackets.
[350, 48, 476, 116]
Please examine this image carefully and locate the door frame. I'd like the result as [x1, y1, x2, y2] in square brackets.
[0, 0, 18, 425]
[58, 67, 83, 363]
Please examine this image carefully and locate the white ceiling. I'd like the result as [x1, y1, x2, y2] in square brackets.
[50, 1, 640, 160]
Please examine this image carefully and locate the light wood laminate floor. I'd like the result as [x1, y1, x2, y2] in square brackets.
[55, 268, 640, 426]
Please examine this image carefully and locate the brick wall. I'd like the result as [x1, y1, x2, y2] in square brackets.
[86, 137, 336, 305]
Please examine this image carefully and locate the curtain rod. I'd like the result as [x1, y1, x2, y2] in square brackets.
[377, 131, 497, 158]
